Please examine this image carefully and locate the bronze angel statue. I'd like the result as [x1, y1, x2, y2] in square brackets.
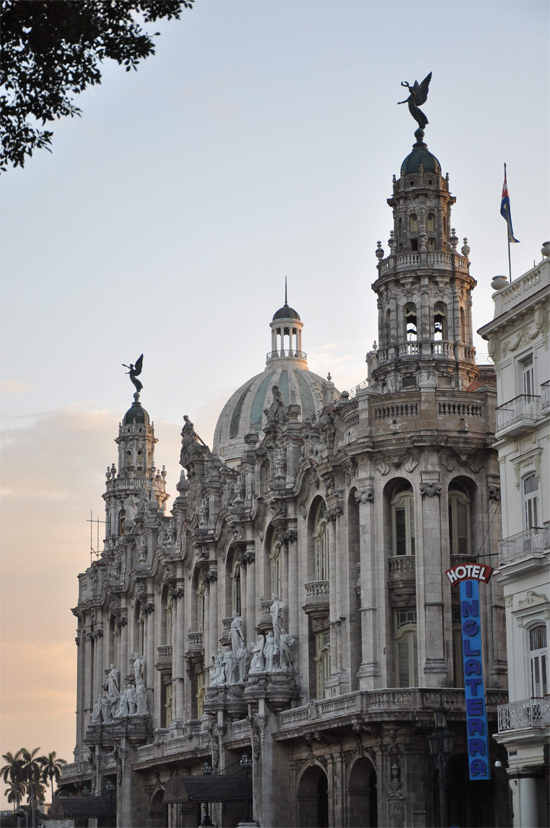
[122, 354, 143, 393]
[398, 72, 432, 131]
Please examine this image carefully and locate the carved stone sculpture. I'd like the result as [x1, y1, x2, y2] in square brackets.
[127, 684, 137, 715]
[249, 635, 265, 674]
[91, 697, 102, 724]
[136, 678, 148, 715]
[270, 594, 283, 645]
[223, 646, 236, 684]
[278, 630, 295, 671]
[230, 611, 245, 655]
[264, 631, 278, 672]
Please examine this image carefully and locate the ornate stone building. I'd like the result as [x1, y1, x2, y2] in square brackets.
[60, 128, 511, 827]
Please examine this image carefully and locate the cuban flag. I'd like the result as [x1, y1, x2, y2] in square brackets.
[501, 164, 520, 243]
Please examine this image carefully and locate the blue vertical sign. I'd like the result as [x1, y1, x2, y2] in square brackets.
[460, 579, 491, 781]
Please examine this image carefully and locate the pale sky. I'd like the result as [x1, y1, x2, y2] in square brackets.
[1, 0, 549, 803]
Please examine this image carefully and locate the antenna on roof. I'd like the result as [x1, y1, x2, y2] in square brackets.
[285, 275, 288, 305]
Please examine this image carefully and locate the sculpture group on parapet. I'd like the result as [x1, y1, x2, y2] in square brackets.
[90, 654, 149, 725]
[209, 595, 295, 687]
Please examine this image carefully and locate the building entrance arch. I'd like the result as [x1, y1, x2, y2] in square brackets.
[149, 789, 168, 828]
[297, 764, 329, 828]
[348, 756, 377, 827]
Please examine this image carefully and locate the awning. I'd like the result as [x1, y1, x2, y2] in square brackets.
[50, 794, 114, 818]
[163, 773, 250, 804]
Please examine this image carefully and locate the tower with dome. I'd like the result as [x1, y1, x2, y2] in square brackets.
[59, 111, 510, 828]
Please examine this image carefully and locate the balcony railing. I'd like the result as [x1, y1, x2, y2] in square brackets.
[498, 698, 550, 733]
[305, 580, 330, 600]
[541, 380, 550, 414]
[186, 631, 204, 650]
[377, 341, 473, 364]
[266, 349, 307, 361]
[496, 394, 540, 435]
[379, 251, 469, 274]
[499, 526, 550, 567]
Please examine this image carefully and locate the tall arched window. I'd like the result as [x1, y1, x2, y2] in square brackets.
[405, 304, 418, 341]
[231, 561, 241, 615]
[313, 501, 329, 581]
[391, 484, 415, 556]
[118, 510, 126, 536]
[197, 579, 206, 632]
[314, 630, 331, 699]
[410, 214, 418, 232]
[460, 307, 466, 341]
[523, 474, 539, 529]
[448, 481, 472, 556]
[434, 302, 447, 341]
[385, 308, 392, 347]
[426, 213, 435, 232]
[269, 532, 282, 599]
[394, 609, 418, 687]
[529, 625, 547, 697]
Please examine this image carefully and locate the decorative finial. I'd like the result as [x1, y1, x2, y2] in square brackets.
[461, 238, 470, 258]
[398, 72, 432, 139]
[450, 229, 458, 250]
[122, 354, 143, 395]
[376, 241, 385, 260]
[327, 372, 332, 382]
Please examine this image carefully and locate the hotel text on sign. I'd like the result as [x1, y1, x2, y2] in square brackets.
[445, 563, 493, 585]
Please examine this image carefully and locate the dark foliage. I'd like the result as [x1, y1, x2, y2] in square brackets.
[0, 0, 193, 169]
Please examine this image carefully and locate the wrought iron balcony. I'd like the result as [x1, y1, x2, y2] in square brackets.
[497, 698, 550, 733]
[495, 394, 540, 436]
[499, 527, 549, 568]
[266, 349, 307, 361]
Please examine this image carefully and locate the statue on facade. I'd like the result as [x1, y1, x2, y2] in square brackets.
[264, 385, 286, 424]
[106, 664, 119, 702]
[126, 684, 137, 715]
[398, 73, 432, 133]
[210, 650, 225, 686]
[278, 629, 295, 671]
[91, 697, 102, 724]
[223, 646, 237, 684]
[115, 686, 129, 718]
[249, 635, 265, 674]
[236, 644, 248, 683]
[136, 678, 148, 715]
[230, 611, 245, 655]
[263, 631, 278, 672]
[122, 354, 144, 394]
[133, 653, 144, 685]
[100, 693, 112, 723]
[270, 594, 284, 645]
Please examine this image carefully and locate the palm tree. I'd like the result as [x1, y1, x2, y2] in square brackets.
[18, 748, 45, 828]
[4, 778, 26, 810]
[40, 751, 67, 805]
[0, 751, 26, 809]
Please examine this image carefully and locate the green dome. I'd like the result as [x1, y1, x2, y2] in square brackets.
[272, 302, 300, 321]
[401, 143, 441, 177]
[123, 400, 150, 425]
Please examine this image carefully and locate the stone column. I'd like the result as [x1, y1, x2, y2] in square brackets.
[271, 328, 277, 353]
[146, 600, 155, 714]
[173, 585, 185, 724]
[75, 624, 85, 754]
[328, 515, 339, 681]
[83, 627, 93, 720]
[94, 625, 104, 703]
[288, 535, 299, 638]
[245, 549, 256, 646]
[207, 571, 218, 669]
[357, 485, 381, 689]
[418, 475, 446, 685]
[119, 613, 128, 684]
[518, 777, 539, 828]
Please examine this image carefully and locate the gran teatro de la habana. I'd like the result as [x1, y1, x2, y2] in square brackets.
[58, 91, 517, 828]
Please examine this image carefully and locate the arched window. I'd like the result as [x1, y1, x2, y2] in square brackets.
[118, 510, 126, 536]
[434, 302, 447, 341]
[522, 355, 535, 396]
[197, 579, 206, 632]
[314, 630, 331, 699]
[391, 484, 415, 556]
[269, 532, 282, 600]
[427, 213, 435, 232]
[313, 501, 329, 581]
[394, 609, 418, 687]
[405, 304, 418, 341]
[523, 474, 539, 529]
[163, 590, 173, 645]
[410, 214, 418, 232]
[137, 604, 145, 655]
[231, 561, 242, 615]
[163, 680, 173, 728]
[448, 481, 471, 556]
[529, 625, 547, 697]
[196, 671, 206, 718]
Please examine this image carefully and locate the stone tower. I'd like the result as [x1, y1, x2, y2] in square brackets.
[370, 132, 478, 394]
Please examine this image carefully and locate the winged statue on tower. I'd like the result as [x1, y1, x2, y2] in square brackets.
[398, 72, 432, 131]
[122, 354, 144, 393]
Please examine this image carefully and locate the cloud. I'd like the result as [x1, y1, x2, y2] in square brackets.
[0, 380, 29, 393]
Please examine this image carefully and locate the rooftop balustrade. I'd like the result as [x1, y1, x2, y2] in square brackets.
[266, 349, 307, 361]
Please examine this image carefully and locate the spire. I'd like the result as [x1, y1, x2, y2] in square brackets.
[285, 274, 288, 306]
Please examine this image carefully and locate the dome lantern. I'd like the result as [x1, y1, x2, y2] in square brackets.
[268, 278, 306, 366]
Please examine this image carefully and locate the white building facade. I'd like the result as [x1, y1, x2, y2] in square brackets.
[479, 247, 550, 828]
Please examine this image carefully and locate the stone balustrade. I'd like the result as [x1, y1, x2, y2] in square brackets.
[186, 631, 204, 650]
[498, 526, 550, 567]
[155, 644, 173, 671]
[379, 251, 469, 274]
[304, 581, 330, 600]
[231, 718, 251, 741]
[498, 698, 550, 733]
